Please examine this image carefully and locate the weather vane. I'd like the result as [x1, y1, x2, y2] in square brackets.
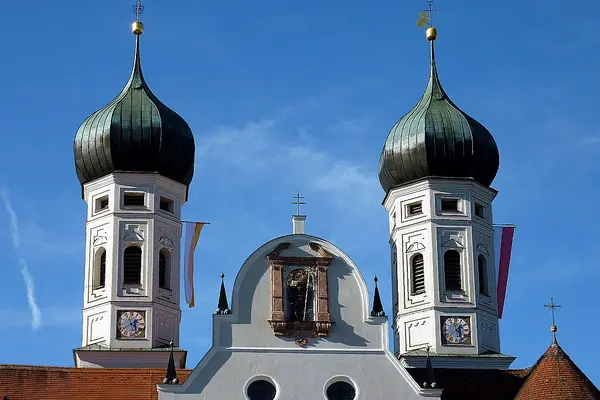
[417, 0, 437, 28]
[544, 297, 561, 342]
[291, 192, 306, 216]
[134, 0, 144, 21]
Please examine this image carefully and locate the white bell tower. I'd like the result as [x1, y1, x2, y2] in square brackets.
[74, 174, 187, 368]
[377, 23, 514, 369]
[385, 180, 513, 369]
[72, 8, 194, 369]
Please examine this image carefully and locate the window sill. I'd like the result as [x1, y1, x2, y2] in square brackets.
[121, 205, 149, 211]
[267, 319, 333, 338]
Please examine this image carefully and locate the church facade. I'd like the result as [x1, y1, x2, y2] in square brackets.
[0, 7, 599, 400]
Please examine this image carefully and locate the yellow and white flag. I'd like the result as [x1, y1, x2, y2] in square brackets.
[183, 222, 206, 308]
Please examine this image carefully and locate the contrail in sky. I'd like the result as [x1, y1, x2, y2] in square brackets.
[0, 187, 42, 330]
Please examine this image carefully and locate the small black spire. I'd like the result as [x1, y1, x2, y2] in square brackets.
[370, 276, 386, 317]
[163, 342, 179, 385]
[423, 346, 437, 389]
[216, 273, 231, 314]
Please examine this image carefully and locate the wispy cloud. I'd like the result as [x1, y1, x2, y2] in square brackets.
[0, 307, 78, 329]
[196, 118, 378, 212]
[0, 187, 42, 330]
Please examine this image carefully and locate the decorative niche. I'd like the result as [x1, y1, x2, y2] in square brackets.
[267, 242, 334, 339]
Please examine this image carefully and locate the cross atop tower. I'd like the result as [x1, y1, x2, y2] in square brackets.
[544, 297, 561, 343]
[417, 0, 437, 28]
[134, 0, 144, 21]
[291, 192, 306, 217]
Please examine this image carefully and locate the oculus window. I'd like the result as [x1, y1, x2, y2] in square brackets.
[326, 381, 357, 400]
[246, 380, 276, 400]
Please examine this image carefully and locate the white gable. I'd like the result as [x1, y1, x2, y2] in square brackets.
[159, 234, 440, 399]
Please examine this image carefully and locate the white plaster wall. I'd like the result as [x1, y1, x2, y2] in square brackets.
[216, 235, 384, 350]
[384, 179, 501, 356]
[160, 351, 437, 399]
[159, 234, 440, 399]
[80, 173, 186, 351]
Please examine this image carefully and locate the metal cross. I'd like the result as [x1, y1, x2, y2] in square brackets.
[544, 297, 561, 327]
[291, 192, 306, 216]
[134, 0, 144, 21]
[425, 0, 437, 27]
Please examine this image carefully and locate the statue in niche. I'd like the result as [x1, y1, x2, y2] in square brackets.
[286, 268, 315, 322]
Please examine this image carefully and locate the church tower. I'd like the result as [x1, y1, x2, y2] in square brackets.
[72, 6, 195, 368]
[378, 23, 514, 369]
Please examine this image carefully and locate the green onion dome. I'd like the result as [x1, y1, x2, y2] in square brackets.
[74, 34, 195, 190]
[378, 32, 499, 192]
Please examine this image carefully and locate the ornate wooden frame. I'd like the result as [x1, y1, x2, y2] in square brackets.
[267, 242, 334, 338]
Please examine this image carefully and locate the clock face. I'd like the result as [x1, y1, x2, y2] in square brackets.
[442, 316, 471, 345]
[118, 310, 146, 339]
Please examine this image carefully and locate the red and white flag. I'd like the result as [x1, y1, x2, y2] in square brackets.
[494, 225, 515, 319]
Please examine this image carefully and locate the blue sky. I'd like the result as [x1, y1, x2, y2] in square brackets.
[0, 0, 599, 386]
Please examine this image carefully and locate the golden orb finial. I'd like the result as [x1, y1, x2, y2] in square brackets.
[132, 0, 144, 35]
[426, 27, 438, 41]
[551, 324, 557, 333]
[132, 21, 144, 35]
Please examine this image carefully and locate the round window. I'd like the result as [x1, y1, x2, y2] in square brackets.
[326, 381, 356, 400]
[247, 379, 277, 400]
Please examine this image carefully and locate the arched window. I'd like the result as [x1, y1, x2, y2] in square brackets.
[93, 249, 106, 289]
[159, 249, 170, 290]
[444, 250, 462, 291]
[123, 246, 142, 285]
[478, 255, 488, 296]
[285, 268, 315, 322]
[326, 381, 357, 400]
[411, 254, 425, 295]
[246, 380, 277, 400]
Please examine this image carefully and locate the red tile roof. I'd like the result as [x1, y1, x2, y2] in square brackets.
[407, 367, 531, 399]
[0, 365, 192, 400]
[514, 342, 600, 400]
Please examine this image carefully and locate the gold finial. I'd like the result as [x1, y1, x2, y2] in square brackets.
[544, 297, 561, 343]
[132, 0, 145, 35]
[417, 1, 438, 41]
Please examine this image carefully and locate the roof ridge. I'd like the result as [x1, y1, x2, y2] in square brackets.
[0, 364, 193, 373]
[514, 343, 600, 399]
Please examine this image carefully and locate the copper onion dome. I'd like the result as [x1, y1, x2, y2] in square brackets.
[378, 28, 499, 193]
[73, 23, 195, 193]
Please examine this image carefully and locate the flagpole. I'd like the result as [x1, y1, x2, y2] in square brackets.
[493, 223, 517, 228]
[182, 221, 211, 225]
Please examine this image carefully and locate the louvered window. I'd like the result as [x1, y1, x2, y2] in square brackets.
[444, 250, 462, 291]
[441, 199, 459, 212]
[93, 249, 106, 289]
[160, 197, 174, 213]
[159, 250, 170, 289]
[475, 203, 485, 218]
[123, 246, 142, 284]
[478, 255, 488, 296]
[95, 195, 109, 212]
[408, 201, 423, 216]
[411, 254, 425, 295]
[124, 193, 145, 207]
